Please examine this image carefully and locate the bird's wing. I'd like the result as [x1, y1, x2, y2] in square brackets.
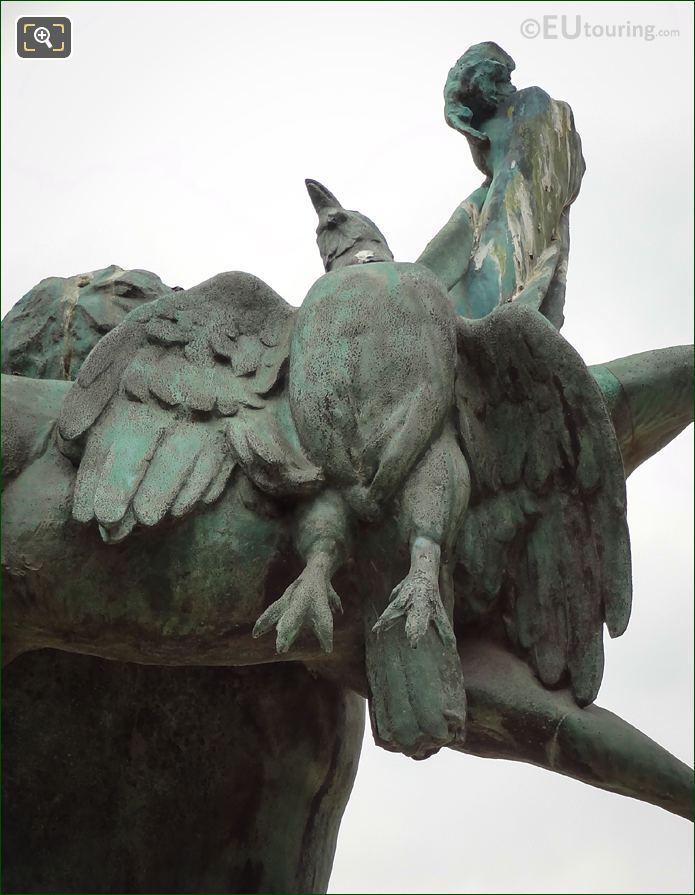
[58, 271, 321, 543]
[454, 303, 631, 706]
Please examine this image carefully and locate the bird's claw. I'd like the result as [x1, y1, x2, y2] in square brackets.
[372, 570, 455, 650]
[253, 566, 342, 655]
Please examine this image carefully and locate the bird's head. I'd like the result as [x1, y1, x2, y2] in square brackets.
[305, 179, 394, 272]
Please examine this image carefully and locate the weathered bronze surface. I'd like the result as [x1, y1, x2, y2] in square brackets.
[2, 42, 692, 894]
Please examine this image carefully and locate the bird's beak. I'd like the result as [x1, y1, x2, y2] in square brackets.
[305, 179, 342, 214]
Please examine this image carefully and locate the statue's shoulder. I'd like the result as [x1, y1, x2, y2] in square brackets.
[510, 85, 554, 114]
[510, 86, 577, 130]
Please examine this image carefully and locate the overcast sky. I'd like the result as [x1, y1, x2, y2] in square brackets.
[2, 2, 693, 893]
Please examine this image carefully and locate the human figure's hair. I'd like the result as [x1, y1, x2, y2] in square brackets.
[445, 42, 516, 127]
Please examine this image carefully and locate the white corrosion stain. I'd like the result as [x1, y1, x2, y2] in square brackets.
[546, 710, 571, 769]
[506, 179, 535, 287]
[471, 239, 493, 272]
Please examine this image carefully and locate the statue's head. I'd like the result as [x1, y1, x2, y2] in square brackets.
[305, 179, 394, 272]
[445, 42, 516, 127]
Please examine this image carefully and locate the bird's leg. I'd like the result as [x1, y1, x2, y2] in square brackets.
[373, 420, 470, 648]
[253, 489, 350, 655]
[372, 536, 455, 649]
[345, 384, 442, 521]
[365, 422, 470, 758]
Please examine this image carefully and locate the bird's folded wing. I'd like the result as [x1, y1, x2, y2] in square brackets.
[455, 303, 631, 706]
[58, 271, 320, 543]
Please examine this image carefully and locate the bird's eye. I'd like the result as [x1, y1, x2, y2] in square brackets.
[326, 211, 347, 229]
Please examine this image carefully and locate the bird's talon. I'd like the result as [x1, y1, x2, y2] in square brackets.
[252, 566, 340, 655]
[374, 570, 452, 649]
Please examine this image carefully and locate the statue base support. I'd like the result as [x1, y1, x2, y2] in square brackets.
[2, 651, 364, 894]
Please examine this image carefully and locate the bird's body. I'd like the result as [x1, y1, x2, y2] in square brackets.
[290, 261, 456, 507]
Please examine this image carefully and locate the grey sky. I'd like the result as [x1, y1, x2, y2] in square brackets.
[2, 2, 693, 892]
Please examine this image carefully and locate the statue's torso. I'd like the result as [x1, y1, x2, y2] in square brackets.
[460, 87, 585, 322]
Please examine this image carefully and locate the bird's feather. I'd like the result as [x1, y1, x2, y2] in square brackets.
[58, 271, 319, 542]
[455, 303, 631, 706]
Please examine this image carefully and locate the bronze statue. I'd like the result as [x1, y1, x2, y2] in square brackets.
[2, 41, 692, 894]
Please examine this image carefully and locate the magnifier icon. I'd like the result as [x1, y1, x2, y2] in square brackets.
[33, 26, 53, 49]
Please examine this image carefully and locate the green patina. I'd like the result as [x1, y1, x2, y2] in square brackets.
[1, 40, 693, 895]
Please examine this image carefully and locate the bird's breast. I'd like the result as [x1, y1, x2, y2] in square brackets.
[288, 262, 456, 483]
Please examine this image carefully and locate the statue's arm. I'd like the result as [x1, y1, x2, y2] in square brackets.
[590, 345, 693, 477]
[416, 183, 488, 292]
[455, 638, 693, 820]
[1, 374, 71, 482]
